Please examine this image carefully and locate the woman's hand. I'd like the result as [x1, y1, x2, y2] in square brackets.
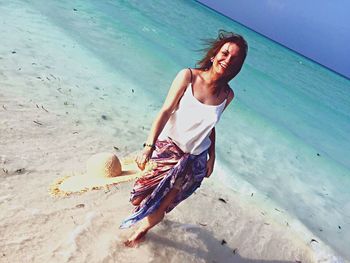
[135, 146, 154, 171]
[205, 156, 215, 178]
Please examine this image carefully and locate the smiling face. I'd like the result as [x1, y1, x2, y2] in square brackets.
[212, 42, 241, 77]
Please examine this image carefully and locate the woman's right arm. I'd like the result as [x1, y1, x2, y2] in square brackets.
[136, 68, 191, 170]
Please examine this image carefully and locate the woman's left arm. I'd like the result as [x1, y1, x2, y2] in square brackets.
[206, 127, 216, 178]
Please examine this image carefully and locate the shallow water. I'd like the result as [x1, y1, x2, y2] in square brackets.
[3, 0, 350, 261]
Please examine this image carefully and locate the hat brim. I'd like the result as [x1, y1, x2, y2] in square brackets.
[50, 156, 154, 196]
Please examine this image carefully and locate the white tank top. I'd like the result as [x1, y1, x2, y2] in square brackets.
[159, 78, 227, 155]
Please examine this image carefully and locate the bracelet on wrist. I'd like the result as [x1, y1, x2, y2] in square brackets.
[143, 143, 155, 150]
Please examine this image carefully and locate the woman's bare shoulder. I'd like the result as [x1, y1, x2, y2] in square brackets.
[159, 68, 192, 113]
[227, 85, 234, 100]
[176, 68, 193, 85]
[223, 85, 235, 111]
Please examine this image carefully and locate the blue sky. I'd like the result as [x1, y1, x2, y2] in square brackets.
[196, 0, 350, 79]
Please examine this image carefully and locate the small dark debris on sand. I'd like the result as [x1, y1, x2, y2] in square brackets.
[218, 198, 227, 203]
[101, 115, 108, 120]
[251, 192, 254, 197]
[33, 120, 43, 125]
[310, 238, 318, 244]
[295, 260, 302, 263]
[2, 105, 7, 110]
[317, 153, 320, 156]
[11, 51, 16, 54]
[221, 239, 227, 245]
[113, 146, 119, 151]
[72, 131, 79, 134]
[131, 89, 134, 93]
[264, 222, 270, 225]
[338, 225, 341, 229]
[73, 8, 78, 11]
[41, 105, 49, 112]
[198, 222, 207, 226]
[75, 204, 85, 208]
[232, 248, 238, 254]
[318, 228, 323, 232]
[16, 168, 25, 174]
[71, 216, 77, 225]
[2, 168, 8, 174]
[274, 208, 282, 213]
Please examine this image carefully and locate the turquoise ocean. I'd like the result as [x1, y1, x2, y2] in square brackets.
[24, 0, 350, 261]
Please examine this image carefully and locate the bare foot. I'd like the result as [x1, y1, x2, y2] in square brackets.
[124, 228, 148, 247]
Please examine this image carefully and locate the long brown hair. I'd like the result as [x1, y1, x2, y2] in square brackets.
[196, 30, 248, 82]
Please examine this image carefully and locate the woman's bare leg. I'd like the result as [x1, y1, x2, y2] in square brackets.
[124, 187, 179, 247]
[131, 193, 149, 206]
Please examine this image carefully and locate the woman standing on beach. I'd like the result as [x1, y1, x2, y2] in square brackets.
[120, 30, 248, 247]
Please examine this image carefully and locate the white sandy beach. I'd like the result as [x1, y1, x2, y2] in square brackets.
[0, 1, 341, 262]
[1, 92, 319, 263]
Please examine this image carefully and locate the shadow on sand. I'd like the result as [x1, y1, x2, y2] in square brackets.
[147, 219, 302, 263]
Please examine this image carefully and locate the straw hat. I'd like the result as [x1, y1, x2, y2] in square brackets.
[49, 152, 155, 196]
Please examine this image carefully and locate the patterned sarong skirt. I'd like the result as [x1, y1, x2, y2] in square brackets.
[119, 138, 208, 229]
